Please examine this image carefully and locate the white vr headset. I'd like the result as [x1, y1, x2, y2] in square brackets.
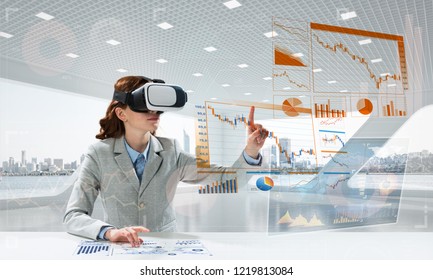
[112, 77, 188, 113]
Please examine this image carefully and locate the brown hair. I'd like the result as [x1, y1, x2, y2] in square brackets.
[96, 76, 151, 139]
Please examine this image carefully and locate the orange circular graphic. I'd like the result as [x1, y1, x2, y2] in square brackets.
[282, 97, 303, 117]
[356, 98, 373, 115]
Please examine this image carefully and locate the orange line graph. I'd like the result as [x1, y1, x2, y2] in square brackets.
[312, 33, 401, 90]
[273, 70, 309, 90]
[310, 22, 408, 91]
[273, 20, 308, 41]
[206, 105, 315, 163]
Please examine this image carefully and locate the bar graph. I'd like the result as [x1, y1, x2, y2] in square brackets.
[198, 178, 238, 194]
[381, 97, 407, 117]
[313, 97, 347, 118]
[74, 241, 111, 256]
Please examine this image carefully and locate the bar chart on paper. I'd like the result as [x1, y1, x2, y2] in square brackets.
[74, 241, 112, 256]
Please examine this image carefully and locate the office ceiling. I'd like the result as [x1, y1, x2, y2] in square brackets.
[1, 0, 432, 114]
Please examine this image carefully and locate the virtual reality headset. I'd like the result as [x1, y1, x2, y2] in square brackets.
[112, 77, 188, 112]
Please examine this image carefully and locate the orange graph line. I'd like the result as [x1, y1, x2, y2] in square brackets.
[207, 105, 315, 163]
[310, 22, 403, 41]
[312, 33, 401, 90]
[273, 70, 309, 89]
[273, 21, 308, 41]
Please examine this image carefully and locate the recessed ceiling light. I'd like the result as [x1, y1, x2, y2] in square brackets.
[0, 32, 13, 38]
[380, 73, 391, 77]
[36, 12, 54, 21]
[65, 53, 79, 58]
[117, 68, 128, 73]
[341, 11, 357, 20]
[223, 0, 242, 9]
[359, 39, 372, 45]
[186, 90, 194, 93]
[157, 22, 173, 30]
[313, 68, 322, 72]
[106, 39, 121, 45]
[156, 58, 168, 63]
[237, 64, 248, 68]
[263, 77, 272, 80]
[328, 80, 337, 84]
[283, 87, 291, 90]
[264, 31, 278, 38]
[293, 53, 304, 57]
[192, 73, 203, 77]
[244, 92, 252, 96]
[340, 90, 348, 92]
[388, 84, 397, 87]
[221, 84, 230, 87]
[210, 97, 218, 100]
[204, 46, 217, 52]
[371, 58, 382, 63]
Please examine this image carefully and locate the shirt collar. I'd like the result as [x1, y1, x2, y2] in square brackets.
[124, 138, 151, 163]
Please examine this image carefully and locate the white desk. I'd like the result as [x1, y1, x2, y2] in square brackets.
[1, 231, 432, 260]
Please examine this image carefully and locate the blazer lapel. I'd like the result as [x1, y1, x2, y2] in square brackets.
[139, 135, 163, 196]
[113, 136, 140, 192]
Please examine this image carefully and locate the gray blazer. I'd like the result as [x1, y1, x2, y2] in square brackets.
[63, 135, 253, 239]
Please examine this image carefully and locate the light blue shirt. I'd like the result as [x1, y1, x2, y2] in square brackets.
[98, 138, 261, 239]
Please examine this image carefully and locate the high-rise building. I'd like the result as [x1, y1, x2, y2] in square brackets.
[53, 159, 64, 170]
[21, 150, 26, 166]
[44, 158, 52, 166]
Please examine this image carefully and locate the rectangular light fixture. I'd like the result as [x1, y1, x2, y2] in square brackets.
[0, 32, 13, 38]
[313, 68, 322, 72]
[371, 58, 383, 63]
[341, 11, 357, 20]
[156, 59, 168, 63]
[192, 73, 203, 77]
[157, 22, 173, 30]
[36, 12, 54, 21]
[223, 0, 242, 9]
[204, 46, 217, 52]
[264, 31, 278, 38]
[359, 39, 372, 45]
[380, 73, 391, 77]
[327, 80, 337, 84]
[237, 64, 248, 68]
[117, 68, 128, 73]
[66, 53, 79, 58]
[221, 84, 230, 87]
[263, 77, 272, 80]
[106, 39, 121, 45]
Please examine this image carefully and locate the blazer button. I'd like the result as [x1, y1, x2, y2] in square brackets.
[139, 202, 145, 209]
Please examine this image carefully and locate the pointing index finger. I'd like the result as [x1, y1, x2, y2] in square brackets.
[248, 106, 255, 127]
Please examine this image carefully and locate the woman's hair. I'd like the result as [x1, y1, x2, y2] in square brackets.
[96, 76, 151, 139]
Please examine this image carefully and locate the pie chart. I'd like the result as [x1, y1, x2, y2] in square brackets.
[282, 97, 311, 117]
[356, 98, 373, 115]
[256, 176, 274, 191]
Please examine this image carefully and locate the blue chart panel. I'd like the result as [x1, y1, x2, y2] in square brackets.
[74, 241, 111, 256]
[268, 138, 408, 234]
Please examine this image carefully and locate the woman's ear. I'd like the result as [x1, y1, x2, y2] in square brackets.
[115, 107, 127, 122]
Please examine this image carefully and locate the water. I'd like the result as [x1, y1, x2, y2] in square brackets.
[0, 175, 75, 199]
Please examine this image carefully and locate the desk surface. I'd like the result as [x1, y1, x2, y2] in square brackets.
[1, 231, 433, 260]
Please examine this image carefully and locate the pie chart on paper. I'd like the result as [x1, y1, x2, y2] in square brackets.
[356, 98, 374, 115]
[282, 98, 312, 117]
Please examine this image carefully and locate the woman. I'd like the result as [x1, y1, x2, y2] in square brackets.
[64, 76, 268, 247]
